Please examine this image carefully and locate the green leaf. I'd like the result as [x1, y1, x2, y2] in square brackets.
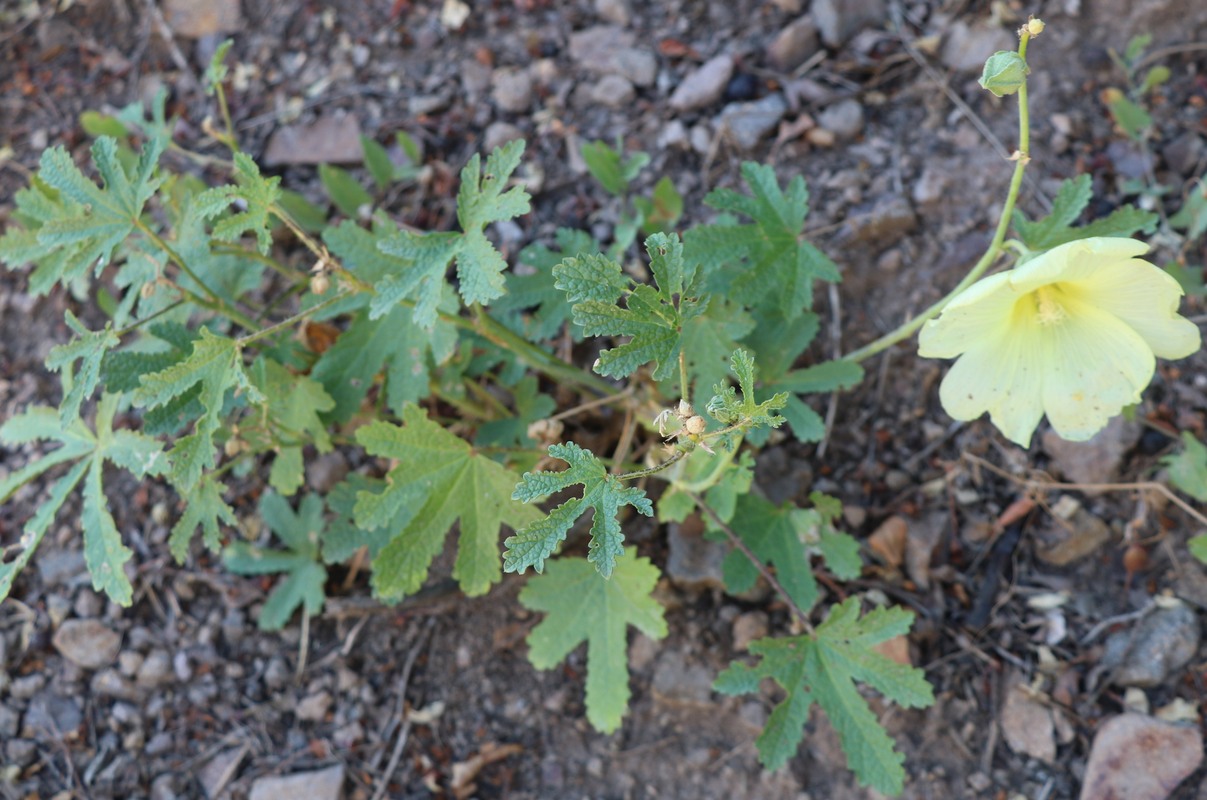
[361, 135, 396, 190]
[0, 459, 90, 603]
[204, 39, 234, 95]
[223, 492, 326, 630]
[310, 224, 459, 421]
[715, 598, 933, 793]
[493, 228, 601, 343]
[319, 163, 374, 218]
[636, 176, 684, 235]
[1105, 90, 1152, 141]
[1014, 182, 1159, 248]
[1189, 534, 1207, 564]
[978, 50, 1029, 97]
[762, 359, 865, 443]
[705, 349, 789, 437]
[375, 140, 530, 326]
[506, 442, 653, 578]
[248, 358, 336, 495]
[169, 474, 237, 561]
[79, 111, 129, 140]
[722, 493, 818, 611]
[686, 162, 839, 319]
[475, 375, 557, 448]
[560, 233, 702, 381]
[321, 475, 399, 563]
[580, 140, 649, 196]
[1140, 65, 1171, 94]
[1164, 432, 1207, 502]
[133, 328, 261, 491]
[519, 549, 667, 732]
[45, 311, 121, 427]
[82, 457, 133, 605]
[195, 152, 282, 254]
[354, 404, 540, 600]
[0, 136, 165, 296]
[276, 189, 329, 233]
[1170, 180, 1207, 242]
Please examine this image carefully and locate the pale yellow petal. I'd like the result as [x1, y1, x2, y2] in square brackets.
[918, 272, 1018, 359]
[938, 322, 1045, 446]
[1009, 237, 1149, 294]
[1063, 259, 1201, 359]
[1038, 298, 1154, 441]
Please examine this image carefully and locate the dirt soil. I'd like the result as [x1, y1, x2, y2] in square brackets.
[2, 0, 1207, 798]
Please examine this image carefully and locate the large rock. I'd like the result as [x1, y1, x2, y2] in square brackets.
[264, 115, 364, 166]
[249, 765, 345, 800]
[1080, 714, 1202, 800]
[52, 619, 121, 670]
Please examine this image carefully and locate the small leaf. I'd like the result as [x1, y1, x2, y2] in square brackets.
[361, 135, 396, 190]
[45, 311, 121, 426]
[195, 152, 282, 254]
[979, 50, 1029, 97]
[506, 442, 653, 577]
[580, 140, 649, 196]
[519, 549, 667, 732]
[319, 163, 374, 218]
[1164, 432, 1207, 502]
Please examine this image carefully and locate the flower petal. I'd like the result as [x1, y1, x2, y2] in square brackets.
[918, 272, 1018, 359]
[1009, 237, 1150, 294]
[938, 321, 1046, 446]
[1063, 259, 1201, 359]
[1038, 298, 1154, 441]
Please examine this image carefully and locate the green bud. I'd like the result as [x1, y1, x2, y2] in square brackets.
[978, 51, 1029, 97]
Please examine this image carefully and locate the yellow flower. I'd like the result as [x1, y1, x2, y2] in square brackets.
[918, 237, 1201, 446]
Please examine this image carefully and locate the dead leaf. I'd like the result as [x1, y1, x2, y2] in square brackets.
[868, 515, 907, 568]
[450, 742, 523, 798]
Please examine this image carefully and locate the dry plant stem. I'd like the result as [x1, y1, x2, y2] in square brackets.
[842, 29, 1035, 363]
[962, 451, 1207, 530]
[616, 448, 687, 481]
[690, 493, 816, 635]
[371, 619, 436, 800]
[548, 385, 635, 422]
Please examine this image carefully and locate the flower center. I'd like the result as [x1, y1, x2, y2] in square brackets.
[1032, 284, 1069, 326]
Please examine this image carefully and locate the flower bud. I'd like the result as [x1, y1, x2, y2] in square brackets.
[1025, 18, 1045, 36]
[677, 399, 695, 418]
[310, 272, 330, 295]
[684, 415, 707, 435]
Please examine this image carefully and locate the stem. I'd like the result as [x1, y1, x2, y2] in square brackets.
[136, 220, 260, 331]
[690, 493, 815, 634]
[842, 30, 1034, 364]
[469, 304, 619, 398]
[114, 299, 187, 338]
[679, 349, 689, 404]
[615, 448, 687, 481]
[214, 81, 237, 152]
[238, 290, 351, 347]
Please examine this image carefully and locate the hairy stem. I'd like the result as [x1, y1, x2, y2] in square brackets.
[842, 29, 1034, 363]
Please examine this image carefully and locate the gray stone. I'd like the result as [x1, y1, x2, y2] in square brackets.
[817, 98, 865, 140]
[590, 74, 636, 108]
[162, 0, 240, 38]
[4, 739, 36, 768]
[483, 122, 525, 154]
[296, 691, 333, 722]
[8, 673, 45, 699]
[1080, 714, 1201, 800]
[1106, 603, 1200, 688]
[731, 611, 769, 652]
[249, 764, 345, 800]
[1042, 414, 1142, 486]
[844, 196, 917, 247]
[72, 587, 104, 618]
[91, 668, 142, 701]
[306, 452, 349, 494]
[939, 19, 1016, 72]
[767, 17, 820, 72]
[651, 651, 714, 707]
[1163, 133, 1205, 177]
[0, 704, 19, 738]
[36, 549, 88, 587]
[137, 649, 173, 688]
[264, 115, 364, 167]
[199, 745, 248, 800]
[23, 693, 82, 737]
[151, 773, 180, 800]
[594, 0, 631, 26]
[666, 518, 727, 592]
[716, 93, 787, 150]
[569, 26, 657, 87]
[812, 0, 886, 47]
[491, 68, 533, 113]
[53, 619, 121, 670]
[668, 54, 733, 112]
